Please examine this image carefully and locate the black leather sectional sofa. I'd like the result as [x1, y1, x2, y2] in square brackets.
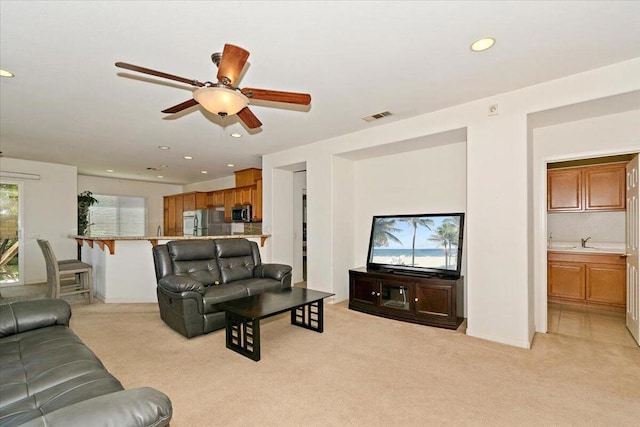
[0, 299, 172, 427]
[152, 238, 292, 338]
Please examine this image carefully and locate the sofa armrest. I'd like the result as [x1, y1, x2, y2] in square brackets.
[19, 387, 172, 427]
[253, 264, 293, 282]
[158, 274, 206, 294]
[0, 299, 71, 338]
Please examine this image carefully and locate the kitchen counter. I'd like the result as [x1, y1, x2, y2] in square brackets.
[547, 241, 625, 254]
[70, 234, 270, 303]
[72, 234, 271, 254]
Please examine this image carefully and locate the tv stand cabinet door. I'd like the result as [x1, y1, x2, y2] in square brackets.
[349, 274, 379, 308]
[414, 280, 457, 327]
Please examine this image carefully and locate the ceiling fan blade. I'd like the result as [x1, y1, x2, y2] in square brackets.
[241, 88, 311, 105]
[161, 99, 199, 114]
[216, 44, 250, 86]
[115, 62, 205, 87]
[237, 107, 262, 129]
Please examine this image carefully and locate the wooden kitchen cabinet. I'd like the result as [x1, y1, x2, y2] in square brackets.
[223, 189, 235, 222]
[206, 190, 225, 207]
[163, 194, 184, 236]
[234, 168, 262, 187]
[547, 251, 626, 309]
[234, 185, 254, 206]
[182, 192, 207, 211]
[165, 168, 262, 227]
[253, 178, 263, 221]
[547, 163, 626, 212]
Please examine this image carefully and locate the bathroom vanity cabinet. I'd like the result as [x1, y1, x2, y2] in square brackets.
[547, 251, 626, 309]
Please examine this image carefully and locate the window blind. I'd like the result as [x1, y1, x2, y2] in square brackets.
[88, 195, 146, 237]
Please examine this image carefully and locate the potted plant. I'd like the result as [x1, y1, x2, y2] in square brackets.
[77, 191, 98, 236]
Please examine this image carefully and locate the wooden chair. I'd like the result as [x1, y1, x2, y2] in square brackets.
[37, 239, 93, 302]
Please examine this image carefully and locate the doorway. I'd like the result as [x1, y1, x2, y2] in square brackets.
[0, 181, 22, 286]
[302, 192, 307, 283]
[545, 154, 638, 347]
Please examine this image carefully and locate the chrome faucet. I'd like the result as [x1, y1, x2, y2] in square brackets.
[580, 237, 591, 248]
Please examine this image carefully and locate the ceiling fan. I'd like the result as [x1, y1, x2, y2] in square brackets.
[115, 44, 311, 129]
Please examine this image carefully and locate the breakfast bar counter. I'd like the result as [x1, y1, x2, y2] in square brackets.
[70, 235, 270, 303]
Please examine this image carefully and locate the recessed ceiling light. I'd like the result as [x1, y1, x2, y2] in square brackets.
[184, 156, 193, 160]
[470, 37, 495, 52]
[158, 146, 170, 150]
[201, 171, 208, 174]
[227, 163, 235, 167]
[106, 169, 114, 172]
[230, 132, 242, 138]
[0, 69, 15, 78]
[157, 175, 164, 178]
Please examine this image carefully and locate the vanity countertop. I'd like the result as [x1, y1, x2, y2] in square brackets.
[547, 241, 625, 255]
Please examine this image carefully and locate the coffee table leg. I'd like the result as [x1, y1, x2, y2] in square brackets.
[291, 300, 324, 332]
[225, 311, 261, 361]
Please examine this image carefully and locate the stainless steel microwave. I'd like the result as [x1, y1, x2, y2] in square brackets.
[231, 205, 252, 222]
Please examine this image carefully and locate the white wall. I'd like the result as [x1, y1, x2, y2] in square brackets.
[182, 175, 235, 192]
[531, 109, 640, 333]
[0, 158, 77, 285]
[353, 141, 467, 270]
[77, 175, 182, 236]
[352, 141, 468, 312]
[263, 58, 640, 349]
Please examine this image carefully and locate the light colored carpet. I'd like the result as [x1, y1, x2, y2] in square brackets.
[69, 301, 640, 426]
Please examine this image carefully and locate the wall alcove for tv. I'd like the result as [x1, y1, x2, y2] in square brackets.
[336, 127, 468, 317]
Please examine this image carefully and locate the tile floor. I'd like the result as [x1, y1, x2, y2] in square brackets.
[548, 303, 638, 347]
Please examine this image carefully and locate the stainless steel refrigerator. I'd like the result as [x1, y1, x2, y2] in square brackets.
[183, 208, 229, 236]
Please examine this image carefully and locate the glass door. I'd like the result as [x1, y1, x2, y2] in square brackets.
[0, 181, 22, 285]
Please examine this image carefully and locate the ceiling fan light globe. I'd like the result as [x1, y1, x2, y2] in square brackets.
[193, 87, 249, 116]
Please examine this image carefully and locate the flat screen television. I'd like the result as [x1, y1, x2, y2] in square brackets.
[366, 212, 464, 278]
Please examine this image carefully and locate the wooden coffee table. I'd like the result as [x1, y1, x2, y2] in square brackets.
[216, 287, 334, 361]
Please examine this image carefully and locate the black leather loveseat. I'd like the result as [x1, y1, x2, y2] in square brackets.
[0, 299, 172, 427]
[152, 238, 292, 338]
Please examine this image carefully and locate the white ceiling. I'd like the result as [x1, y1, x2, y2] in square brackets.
[1, 1, 639, 185]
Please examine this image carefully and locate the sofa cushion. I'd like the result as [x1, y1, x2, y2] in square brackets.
[215, 239, 257, 283]
[217, 256, 255, 283]
[168, 240, 216, 261]
[0, 326, 123, 426]
[201, 284, 248, 313]
[167, 241, 222, 286]
[232, 278, 283, 295]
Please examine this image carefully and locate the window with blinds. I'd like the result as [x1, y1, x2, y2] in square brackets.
[88, 195, 146, 237]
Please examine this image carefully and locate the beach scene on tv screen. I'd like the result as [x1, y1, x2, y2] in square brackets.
[370, 215, 461, 270]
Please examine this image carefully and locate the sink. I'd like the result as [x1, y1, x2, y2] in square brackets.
[548, 241, 625, 254]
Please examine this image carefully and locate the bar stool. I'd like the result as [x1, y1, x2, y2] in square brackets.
[37, 239, 93, 302]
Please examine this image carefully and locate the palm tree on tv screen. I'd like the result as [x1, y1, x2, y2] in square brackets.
[373, 218, 402, 247]
[401, 217, 434, 266]
[428, 218, 459, 268]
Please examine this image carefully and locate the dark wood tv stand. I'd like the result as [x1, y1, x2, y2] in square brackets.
[349, 267, 465, 329]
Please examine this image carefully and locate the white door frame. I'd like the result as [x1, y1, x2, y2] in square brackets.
[535, 150, 638, 334]
[0, 179, 24, 287]
[625, 155, 640, 345]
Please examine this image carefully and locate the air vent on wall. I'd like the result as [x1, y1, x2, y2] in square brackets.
[362, 110, 392, 122]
